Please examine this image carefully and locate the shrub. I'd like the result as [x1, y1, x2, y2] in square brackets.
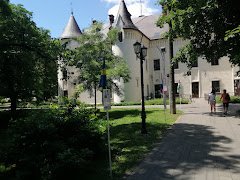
[216, 95, 240, 103]
[0, 107, 107, 179]
[145, 97, 189, 105]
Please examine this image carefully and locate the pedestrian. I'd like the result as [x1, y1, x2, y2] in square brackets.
[220, 89, 230, 115]
[208, 90, 216, 113]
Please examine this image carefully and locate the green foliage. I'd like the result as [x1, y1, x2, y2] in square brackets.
[216, 95, 240, 104]
[107, 108, 181, 178]
[112, 101, 141, 106]
[225, 25, 240, 41]
[0, 106, 182, 179]
[113, 97, 189, 106]
[0, 108, 106, 179]
[70, 21, 130, 96]
[0, 3, 62, 115]
[173, 43, 198, 69]
[0, 0, 11, 16]
[157, 0, 240, 65]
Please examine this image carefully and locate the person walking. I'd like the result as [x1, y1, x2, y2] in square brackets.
[220, 89, 230, 115]
[208, 90, 216, 113]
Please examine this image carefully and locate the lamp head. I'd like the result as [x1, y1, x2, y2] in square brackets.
[133, 42, 141, 55]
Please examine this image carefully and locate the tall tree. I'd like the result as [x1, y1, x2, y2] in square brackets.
[157, 0, 240, 66]
[0, 0, 10, 15]
[69, 22, 130, 109]
[0, 4, 61, 118]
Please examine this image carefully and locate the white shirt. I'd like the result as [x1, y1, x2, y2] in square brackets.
[208, 93, 216, 102]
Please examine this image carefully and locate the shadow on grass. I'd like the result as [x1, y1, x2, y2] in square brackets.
[124, 123, 240, 180]
[100, 109, 168, 121]
[109, 122, 172, 179]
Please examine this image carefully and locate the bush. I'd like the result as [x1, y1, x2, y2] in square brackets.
[145, 97, 189, 105]
[0, 107, 107, 180]
[112, 101, 141, 106]
[216, 95, 240, 103]
[112, 98, 189, 106]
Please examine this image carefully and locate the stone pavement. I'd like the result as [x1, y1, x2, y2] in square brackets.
[124, 98, 240, 180]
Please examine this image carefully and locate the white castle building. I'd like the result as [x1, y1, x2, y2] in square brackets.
[58, 0, 240, 104]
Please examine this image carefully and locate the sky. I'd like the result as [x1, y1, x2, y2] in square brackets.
[10, 0, 161, 38]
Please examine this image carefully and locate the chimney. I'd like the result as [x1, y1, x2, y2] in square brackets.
[108, 14, 114, 29]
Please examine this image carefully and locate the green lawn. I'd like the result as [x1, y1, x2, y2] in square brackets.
[93, 108, 181, 179]
[0, 108, 181, 180]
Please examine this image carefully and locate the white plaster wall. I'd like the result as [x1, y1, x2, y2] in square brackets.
[112, 29, 151, 102]
[149, 38, 235, 98]
[148, 39, 170, 97]
[58, 38, 103, 104]
[59, 31, 238, 104]
[172, 38, 235, 97]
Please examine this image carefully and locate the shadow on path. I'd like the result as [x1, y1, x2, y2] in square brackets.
[125, 123, 240, 180]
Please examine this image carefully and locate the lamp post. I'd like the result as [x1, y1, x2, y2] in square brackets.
[133, 42, 147, 134]
[160, 47, 167, 110]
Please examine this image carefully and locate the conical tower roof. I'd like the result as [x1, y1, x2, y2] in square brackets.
[61, 14, 82, 39]
[115, 0, 137, 29]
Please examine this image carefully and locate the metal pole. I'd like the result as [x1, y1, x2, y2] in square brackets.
[162, 52, 167, 110]
[107, 110, 112, 178]
[140, 52, 147, 134]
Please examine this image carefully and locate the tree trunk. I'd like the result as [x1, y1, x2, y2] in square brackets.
[94, 84, 97, 116]
[168, 20, 176, 114]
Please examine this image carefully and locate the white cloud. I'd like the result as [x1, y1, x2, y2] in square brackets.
[102, 0, 160, 18]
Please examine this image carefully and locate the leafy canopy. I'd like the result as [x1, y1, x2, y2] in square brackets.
[0, 3, 62, 109]
[157, 0, 240, 66]
[68, 21, 130, 96]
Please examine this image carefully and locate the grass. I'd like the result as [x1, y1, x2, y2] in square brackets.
[0, 108, 181, 180]
[91, 108, 181, 179]
[113, 97, 189, 106]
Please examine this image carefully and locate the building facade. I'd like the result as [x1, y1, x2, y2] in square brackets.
[58, 0, 240, 104]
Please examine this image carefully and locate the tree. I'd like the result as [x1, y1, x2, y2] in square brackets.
[0, 4, 61, 118]
[157, 0, 240, 66]
[69, 22, 130, 109]
[0, 0, 10, 16]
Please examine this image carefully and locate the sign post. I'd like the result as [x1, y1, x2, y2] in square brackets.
[103, 89, 112, 178]
[177, 81, 181, 109]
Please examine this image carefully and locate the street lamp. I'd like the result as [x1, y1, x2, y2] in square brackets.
[160, 47, 167, 110]
[133, 41, 147, 134]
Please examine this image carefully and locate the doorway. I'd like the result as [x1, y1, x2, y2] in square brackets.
[192, 82, 199, 98]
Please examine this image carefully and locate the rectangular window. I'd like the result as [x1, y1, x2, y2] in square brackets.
[174, 62, 179, 69]
[118, 32, 123, 42]
[155, 84, 163, 98]
[63, 90, 68, 97]
[62, 68, 68, 80]
[154, 59, 160, 70]
[211, 59, 219, 66]
[174, 83, 179, 96]
[212, 81, 220, 92]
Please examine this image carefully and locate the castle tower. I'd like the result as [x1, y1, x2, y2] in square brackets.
[112, 0, 149, 102]
[58, 13, 82, 99]
[115, 0, 137, 30]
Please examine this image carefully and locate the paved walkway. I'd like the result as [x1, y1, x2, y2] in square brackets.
[124, 98, 240, 180]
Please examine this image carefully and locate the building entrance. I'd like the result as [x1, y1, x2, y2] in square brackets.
[192, 82, 199, 98]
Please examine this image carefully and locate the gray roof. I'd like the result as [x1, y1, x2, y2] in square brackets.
[61, 15, 82, 39]
[115, 0, 137, 30]
[102, 14, 168, 40]
[133, 15, 168, 40]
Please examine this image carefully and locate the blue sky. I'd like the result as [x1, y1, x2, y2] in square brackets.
[10, 0, 161, 38]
